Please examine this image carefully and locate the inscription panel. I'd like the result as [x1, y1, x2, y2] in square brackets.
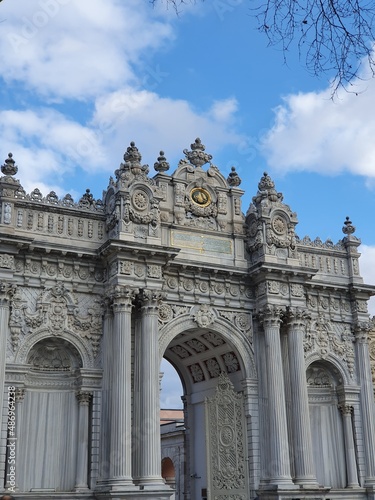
[171, 231, 232, 255]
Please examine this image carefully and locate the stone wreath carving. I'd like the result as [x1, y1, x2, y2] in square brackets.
[123, 194, 160, 228]
[185, 192, 218, 218]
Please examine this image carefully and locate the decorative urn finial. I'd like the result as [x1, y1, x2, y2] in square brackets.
[183, 138, 213, 168]
[1, 153, 18, 176]
[227, 166, 241, 187]
[342, 216, 356, 235]
[154, 151, 170, 173]
[124, 141, 142, 175]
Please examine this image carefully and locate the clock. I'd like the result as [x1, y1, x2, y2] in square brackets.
[190, 187, 211, 208]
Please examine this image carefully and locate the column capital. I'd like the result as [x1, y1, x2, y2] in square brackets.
[137, 289, 166, 313]
[110, 285, 139, 313]
[257, 304, 285, 328]
[338, 404, 353, 416]
[285, 307, 310, 329]
[15, 387, 25, 403]
[354, 321, 372, 343]
[0, 281, 16, 307]
[76, 390, 93, 406]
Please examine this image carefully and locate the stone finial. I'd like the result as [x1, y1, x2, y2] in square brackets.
[342, 216, 356, 235]
[1, 153, 18, 176]
[124, 141, 142, 165]
[154, 150, 170, 173]
[227, 166, 241, 187]
[252, 172, 283, 205]
[183, 137, 213, 168]
[123, 141, 149, 176]
[79, 188, 94, 208]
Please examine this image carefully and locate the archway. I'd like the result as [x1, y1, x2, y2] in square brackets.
[162, 457, 176, 499]
[306, 361, 346, 488]
[15, 337, 83, 492]
[162, 323, 253, 500]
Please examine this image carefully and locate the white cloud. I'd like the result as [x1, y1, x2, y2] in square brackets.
[359, 245, 375, 316]
[0, 107, 105, 194]
[262, 76, 375, 178]
[90, 89, 242, 167]
[0, 90, 242, 196]
[0, 1, 242, 196]
[0, 0, 174, 99]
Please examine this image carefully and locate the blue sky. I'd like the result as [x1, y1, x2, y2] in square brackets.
[1, 0, 375, 407]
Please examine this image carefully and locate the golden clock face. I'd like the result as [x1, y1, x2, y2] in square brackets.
[190, 187, 211, 207]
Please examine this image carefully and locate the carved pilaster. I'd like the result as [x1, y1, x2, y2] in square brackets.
[75, 391, 93, 491]
[258, 305, 295, 488]
[0, 283, 13, 488]
[338, 404, 359, 488]
[286, 308, 317, 487]
[354, 322, 375, 485]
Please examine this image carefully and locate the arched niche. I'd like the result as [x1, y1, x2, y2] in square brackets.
[306, 360, 346, 488]
[16, 337, 84, 493]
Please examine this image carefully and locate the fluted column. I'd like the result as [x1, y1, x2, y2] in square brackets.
[108, 286, 136, 487]
[134, 289, 164, 485]
[4, 387, 24, 492]
[0, 287, 12, 489]
[259, 305, 294, 488]
[286, 308, 317, 487]
[0, 290, 11, 399]
[75, 391, 92, 491]
[339, 405, 359, 488]
[354, 323, 375, 485]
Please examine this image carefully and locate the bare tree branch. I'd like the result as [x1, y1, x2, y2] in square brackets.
[151, 0, 375, 95]
[255, 0, 375, 94]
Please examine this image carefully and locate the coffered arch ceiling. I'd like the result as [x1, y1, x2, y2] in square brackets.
[163, 327, 245, 395]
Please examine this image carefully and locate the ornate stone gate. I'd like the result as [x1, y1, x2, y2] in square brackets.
[0, 139, 374, 499]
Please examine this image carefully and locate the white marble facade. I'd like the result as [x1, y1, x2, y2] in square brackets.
[0, 139, 374, 499]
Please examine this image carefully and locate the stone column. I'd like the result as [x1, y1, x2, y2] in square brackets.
[0, 286, 12, 489]
[286, 308, 317, 487]
[4, 387, 24, 492]
[108, 286, 135, 488]
[339, 405, 359, 488]
[0, 290, 11, 401]
[134, 289, 164, 485]
[75, 391, 92, 491]
[259, 305, 295, 488]
[354, 323, 375, 485]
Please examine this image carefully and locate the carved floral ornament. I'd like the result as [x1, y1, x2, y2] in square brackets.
[9, 284, 103, 359]
[304, 316, 355, 378]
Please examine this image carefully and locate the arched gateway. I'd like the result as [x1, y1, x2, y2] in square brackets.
[0, 139, 374, 500]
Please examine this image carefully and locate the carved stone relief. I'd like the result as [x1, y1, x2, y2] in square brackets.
[8, 284, 103, 361]
[205, 372, 248, 499]
[304, 316, 355, 378]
